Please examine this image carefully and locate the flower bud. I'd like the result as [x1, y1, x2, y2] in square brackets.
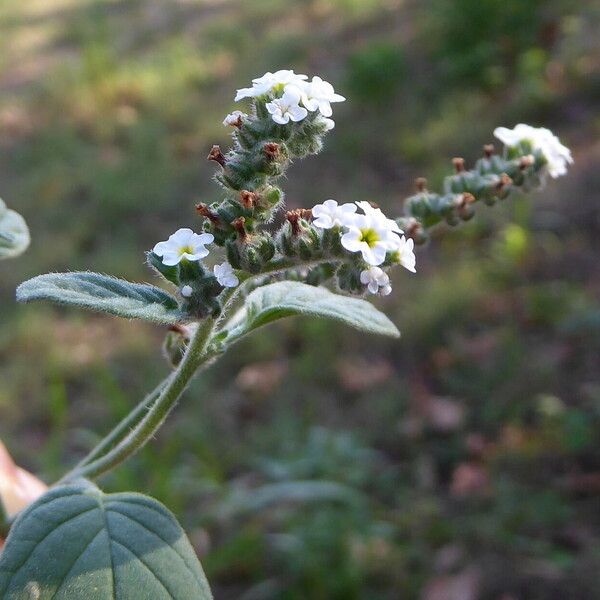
[336, 262, 363, 294]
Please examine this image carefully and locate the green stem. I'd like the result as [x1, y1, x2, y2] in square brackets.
[63, 318, 215, 481]
[72, 379, 168, 471]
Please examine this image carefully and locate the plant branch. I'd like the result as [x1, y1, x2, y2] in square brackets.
[71, 378, 168, 471]
[62, 317, 216, 481]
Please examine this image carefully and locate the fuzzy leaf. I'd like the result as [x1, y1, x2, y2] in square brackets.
[229, 281, 400, 339]
[16, 272, 183, 324]
[0, 482, 213, 599]
[0, 200, 30, 260]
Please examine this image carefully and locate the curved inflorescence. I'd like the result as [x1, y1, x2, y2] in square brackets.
[147, 70, 573, 318]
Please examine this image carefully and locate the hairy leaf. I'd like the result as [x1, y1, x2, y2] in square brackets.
[228, 281, 400, 339]
[17, 272, 184, 324]
[0, 482, 213, 599]
[0, 200, 30, 260]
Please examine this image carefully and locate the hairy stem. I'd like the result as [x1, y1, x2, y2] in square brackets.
[62, 318, 215, 481]
[72, 379, 168, 471]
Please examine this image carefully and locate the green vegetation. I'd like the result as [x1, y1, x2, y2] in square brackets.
[1, 0, 599, 598]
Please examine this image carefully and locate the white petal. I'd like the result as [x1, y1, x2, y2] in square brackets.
[272, 112, 290, 125]
[193, 232, 214, 246]
[152, 240, 170, 256]
[161, 252, 182, 266]
[288, 105, 308, 122]
[313, 216, 334, 229]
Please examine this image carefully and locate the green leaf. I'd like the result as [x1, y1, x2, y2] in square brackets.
[0, 481, 213, 599]
[17, 272, 184, 324]
[0, 199, 30, 260]
[228, 280, 400, 339]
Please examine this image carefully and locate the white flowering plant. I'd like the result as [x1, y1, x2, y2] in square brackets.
[0, 199, 29, 261]
[0, 69, 572, 598]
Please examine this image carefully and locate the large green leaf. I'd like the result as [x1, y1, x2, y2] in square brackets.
[228, 280, 400, 339]
[0, 199, 30, 260]
[17, 272, 184, 324]
[0, 482, 213, 599]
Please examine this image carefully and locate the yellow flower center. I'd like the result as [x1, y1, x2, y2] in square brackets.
[178, 245, 194, 255]
[359, 228, 380, 248]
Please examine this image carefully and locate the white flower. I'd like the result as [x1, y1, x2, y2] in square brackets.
[153, 228, 213, 266]
[300, 76, 345, 117]
[341, 212, 402, 266]
[265, 86, 308, 125]
[493, 124, 573, 178]
[323, 118, 335, 131]
[223, 110, 246, 126]
[395, 236, 416, 273]
[213, 262, 239, 288]
[312, 199, 357, 229]
[355, 201, 402, 234]
[180, 285, 193, 298]
[360, 266, 392, 296]
[235, 69, 308, 101]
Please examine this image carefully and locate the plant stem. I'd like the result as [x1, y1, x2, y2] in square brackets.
[72, 379, 168, 471]
[62, 317, 215, 482]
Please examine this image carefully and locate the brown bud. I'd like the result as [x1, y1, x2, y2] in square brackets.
[196, 203, 221, 225]
[168, 323, 192, 338]
[228, 114, 243, 128]
[240, 190, 258, 209]
[298, 208, 313, 221]
[415, 177, 428, 192]
[207, 145, 226, 167]
[458, 192, 476, 208]
[495, 173, 513, 191]
[452, 157, 465, 173]
[285, 210, 303, 236]
[406, 217, 423, 238]
[519, 154, 535, 170]
[483, 144, 495, 158]
[231, 216, 248, 241]
[264, 142, 280, 161]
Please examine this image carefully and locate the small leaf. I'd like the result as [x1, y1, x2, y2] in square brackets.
[0, 200, 30, 260]
[17, 272, 184, 324]
[0, 481, 213, 599]
[229, 281, 400, 339]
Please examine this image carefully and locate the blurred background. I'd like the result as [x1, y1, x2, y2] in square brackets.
[1, 1, 599, 598]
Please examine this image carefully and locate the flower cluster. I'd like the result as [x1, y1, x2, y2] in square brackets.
[149, 70, 572, 314]
[312, 200, 415, 266]
[494, 124, 573, 179]
[311, 199, 416, 295]
[234, 69, 344, 129]
[152, 228, 239, 306]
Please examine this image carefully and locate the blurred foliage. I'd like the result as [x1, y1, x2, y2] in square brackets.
[0, 0, 599, 598]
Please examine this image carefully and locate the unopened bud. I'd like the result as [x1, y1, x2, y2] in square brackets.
[483, 144, 495, 158]
[285, 210, 302, 236]
[264, 142, 280, 161]
[496, 173, 513, 191]
[458, 192, 476, 208]
[452, 157, 466, 173]
[196, 203, 221, 225]
[519, 154, 535, 170]
[415, 177, 428, 192]
[231, 216, 248, 241]
[240, 190, 258, 209]
[208, 145, 226, 167]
